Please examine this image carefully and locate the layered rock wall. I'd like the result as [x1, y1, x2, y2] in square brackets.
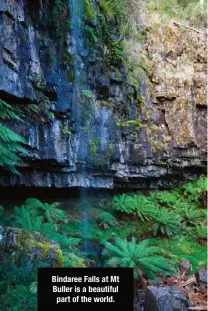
[0, 0, 206, 189]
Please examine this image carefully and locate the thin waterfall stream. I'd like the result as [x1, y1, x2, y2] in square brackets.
[69, 0, 91, 254]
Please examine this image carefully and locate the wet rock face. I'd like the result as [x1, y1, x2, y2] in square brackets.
[0, 1, 206, 189]
[0, 225, 62, 266]
[143, 286, 193, 311]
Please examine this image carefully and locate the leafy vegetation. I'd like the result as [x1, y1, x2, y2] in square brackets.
[178, 207, 204, 227]
[0, 99, 27, 174]
[152, 208, 181, 236]
[0, 174, 206, 309]
[0, 257, 43, 311]
[98, 212, 117, 229]
[104, 237, 175, 288]
[113, 194, 136, 214]
[147, 0, 207, 28]
[149, 236, 207, 273]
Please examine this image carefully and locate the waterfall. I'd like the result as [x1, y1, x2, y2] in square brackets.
[69, 0, 90, 253]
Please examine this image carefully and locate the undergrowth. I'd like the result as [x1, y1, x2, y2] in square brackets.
[0, 177, 207, 309]
[147, 0, 207, 28]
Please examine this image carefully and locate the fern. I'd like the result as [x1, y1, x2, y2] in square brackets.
[178, 207, 204, 226]
[151, 190, 181, 207]
[132, 195, 157, 221]
[9, 206, 44, 232]
[63, 220, 82, 236]
[183, 177, 207, 204]
[45, 232, 81, 250]
[0, 256, 38, 311]
[152, 208, 181, 236]
[0, 99, 27, 173]
[195, 223, 207, 244]
[104, 238, 175, 285]
[98, 212, 117, 228]
[149, 236, 207, 274]
[24, 198, 66, 225]
[172, 199, 192, 210]
[113, 194, 136, 214]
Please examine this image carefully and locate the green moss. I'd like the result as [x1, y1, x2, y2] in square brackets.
[60, 122, 73, 136]
[100, 100, 113, 111]
[88, 137, 113, 165]
[116, 119, 141, 131]
[84, 0, 96, 22]
[15, 229, 63, 267]
[89, 137, 101, 157]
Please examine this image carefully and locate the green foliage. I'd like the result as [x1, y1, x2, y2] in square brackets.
[150, 236, 207, 273]
[44, 233, 81, 251]
[6, 199, 79, 251]
[147, 0, 207, 28]
[178, 207, 204, 227]
[98, 0, 126, 20]
[85, 25, 98, 45]
[29, 282, 37, 294]
[98, 212, 117, 228]
[62, 252, 86, 267]
[97, 0, 128, 65]
[84, 0, 96, 22]
[0, 257, 40, 311]
[81, 89, 94, 99]
[50, 0, 69, 37]
[104, 237, 175, 280]
[182, 177, 207, 204]
[9, 206, 44, 232]
[24, 198, 66, 225]
[133, 195, 157, 221]
[195, 223, 207, 241]
[113, 193, 157, 221]
[151, 190, 181, 207]
[113, 194, 136, 214]
[0, 99, 27, 174]
[152, 208, 181, 236]
[63, 219, 82, 236]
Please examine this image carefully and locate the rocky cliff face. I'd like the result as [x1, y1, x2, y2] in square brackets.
[0, 0, 206, 189]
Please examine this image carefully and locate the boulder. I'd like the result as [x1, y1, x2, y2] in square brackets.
[0, 225, 63, 266]
[143, 286, 193, 311]
[195, 270, 207, 294]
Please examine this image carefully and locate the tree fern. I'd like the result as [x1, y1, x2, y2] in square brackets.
[9, 206, 44, 232]
[132, 195, 157, 221]
[178, 207, 204, 226]
[113, 194, 136, 214]
[0, 99, 27, 173]
[152, 208, 181, 236]
[104, 238, 175, 288]
[151, 190, 181, 208]
[172, 199, 192, 210]
[183, 177, 208, 204]
[24, 198, 66, 225]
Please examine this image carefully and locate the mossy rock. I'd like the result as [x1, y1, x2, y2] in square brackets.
[0, 225, 63, 267]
